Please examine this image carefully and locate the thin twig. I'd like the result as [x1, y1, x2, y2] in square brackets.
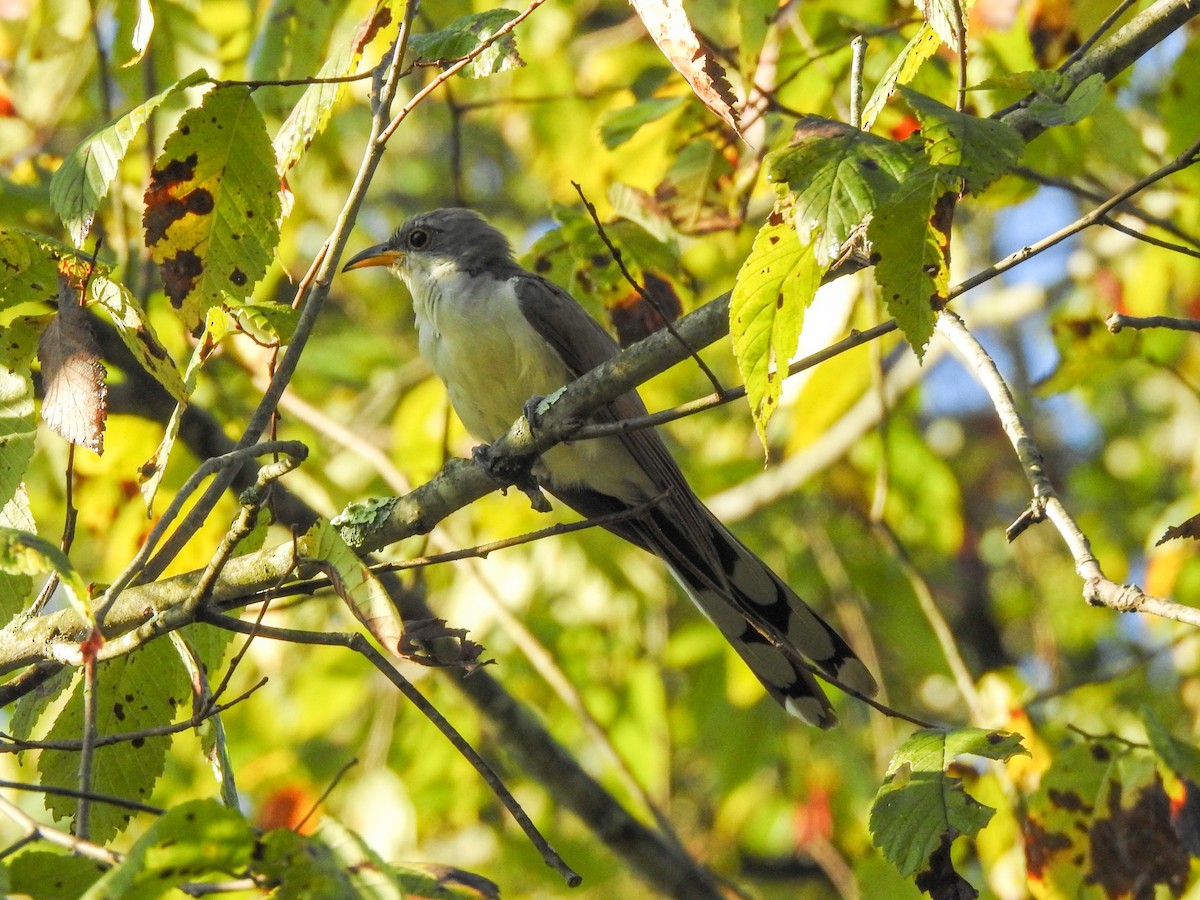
[0, 678, 266, 752]
[872, 520, 982, 722]
[1056, 0, 1141, 73]
[201, 611, 583, 887]
[936, 310, 1200, 628]
[1099, 215, 1200, 259]
[850, 35, 866, 128]
[0, 779, 162, 815]
[95, 441, 308, 627]
[0, 792, 121, 867]
[951, 136, 1200, 299]
[1014, 165, 1200, 250]
[1106, 312, 1200, 333]
[571, 181, 725, 394]
[294, 757, 358, 833]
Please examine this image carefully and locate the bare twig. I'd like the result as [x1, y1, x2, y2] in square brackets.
[1106, 312, 1200, 333]
[0, 792, 120, 867]
[200, 611, 583, 887]
[936, 310, 1200, 628]
[571, 181, 725, 393]
[95, 441, 309, 627]
[0, 678, 266, 752]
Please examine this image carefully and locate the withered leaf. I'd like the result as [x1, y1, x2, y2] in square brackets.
[38, 276, 107, 454]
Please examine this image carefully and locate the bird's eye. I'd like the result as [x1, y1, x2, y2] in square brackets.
[407, 228, 430, 249]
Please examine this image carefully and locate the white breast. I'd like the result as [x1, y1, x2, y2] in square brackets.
[406, 267, 657, 504]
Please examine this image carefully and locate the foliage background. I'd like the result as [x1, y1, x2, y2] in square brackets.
[1, 0, 1199, 897]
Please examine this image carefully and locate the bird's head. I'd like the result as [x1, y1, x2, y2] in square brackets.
[342, 208, 516, 291]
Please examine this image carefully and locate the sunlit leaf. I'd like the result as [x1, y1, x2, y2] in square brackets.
[868, 164, 954, 358]
[0, 316, 41, 510]
[627, 0, 739, 133]
[408, 9, 525, 79]
[88, 275, 186, 403]
[144, 85, 281, 330]
[871, 727, 1027, 877]
[730, 196, 822, 445]
[899, 86, 1024, 192]
[769, 116, 923, 264]
[139, 306, 231, 509]
[273, 0, 392, 171]
[50, 69, 209, 247]
[0, 230, 61, 309]
[863, 24, 942, 131]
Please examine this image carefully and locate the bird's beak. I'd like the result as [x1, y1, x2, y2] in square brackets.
[342, 242, 404, 272]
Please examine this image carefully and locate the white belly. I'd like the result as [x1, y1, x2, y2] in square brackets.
[412, 271, 656, 503]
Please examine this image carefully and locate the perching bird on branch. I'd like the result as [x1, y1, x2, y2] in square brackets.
[344, 208, 878, 726]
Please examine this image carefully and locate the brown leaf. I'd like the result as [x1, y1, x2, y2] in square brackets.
[914, 836, 978, 900]
[1157, 512, 1200, 545]
[1088, 775, 1189, 898]
[399, 617, 491, 673]
[38, 275, 107, 454]
[628, 0, 740, 134]
[609, 271, 682, 347]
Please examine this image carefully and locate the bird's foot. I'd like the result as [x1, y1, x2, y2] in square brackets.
[471, 443, 553, 514]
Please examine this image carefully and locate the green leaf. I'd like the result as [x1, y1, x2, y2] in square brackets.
[82, 799, 254, 897]
[248, 0, 352, 116]
[144, 85, 281, 331]
[273, 1, 392, 172]
[140, 307, 232, 509]
[0, 526, 92, 621]
[730, 196, 823, 446]
[1026, 73, 1105, 127]
[867, 165, 952, 359]
[408, 9, 524, 79]
[0, 315, 41, 511]
[21, 640, 190, 843]
[0, 488, 36, 620]
[301, 518, 403, 652]
[862, 24, 942, 131]
[769, 117, 923, 265]
[8, 850, 106, 899]
[232, 301, 300, 345]
[599, 96, 686, 149]
[1143, 708, 1200, 786]
[899, 86, 1024, 192]
[88, 275, 186, 403]
[0, 230, 61, 310]
[870, 727, 1027, 877]
[656, 135, 738, 234]
[255, 828, 359, 896]
[50, 69, 209, 247]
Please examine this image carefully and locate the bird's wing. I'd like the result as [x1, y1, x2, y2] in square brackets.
[513, 273, 726, 577]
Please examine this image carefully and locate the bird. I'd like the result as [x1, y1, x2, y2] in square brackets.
[343, 208, 878, 726]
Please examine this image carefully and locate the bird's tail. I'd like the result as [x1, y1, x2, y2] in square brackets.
[656, 510, 878, 728]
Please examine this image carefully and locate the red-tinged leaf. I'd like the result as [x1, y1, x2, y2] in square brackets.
[629, 0, 740, 134]
[38, 276, 107, 454]
[144, 85, 281, 331]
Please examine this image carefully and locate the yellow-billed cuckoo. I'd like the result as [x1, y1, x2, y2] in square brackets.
[344, 208, 878, 726]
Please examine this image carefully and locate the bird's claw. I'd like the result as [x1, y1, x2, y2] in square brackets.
[471, 443, 552, 513]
